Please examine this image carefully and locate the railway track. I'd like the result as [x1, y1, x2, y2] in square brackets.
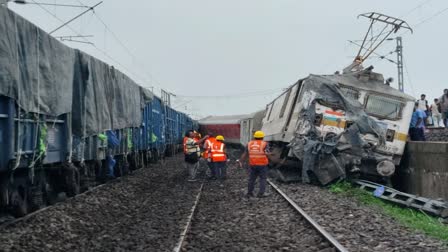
[178, 167, 349, 251]
[1, 156, 445, 251]
[173, 182, 204, 252]
[268, 179, 348, 252]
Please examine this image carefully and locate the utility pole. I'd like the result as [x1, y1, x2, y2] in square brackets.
[396, 37, 404, 92]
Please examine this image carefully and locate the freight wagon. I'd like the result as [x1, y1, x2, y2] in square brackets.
[0, 7, 196, 217]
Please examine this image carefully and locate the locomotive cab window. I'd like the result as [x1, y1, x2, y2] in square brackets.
[339, 85, 359, 100]
[266, 103, 274, 121]
[279, 89, 292, 118]
[365, 94, 403, 120]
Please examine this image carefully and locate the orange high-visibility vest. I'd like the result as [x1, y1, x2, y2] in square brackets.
[248, 140, 269, 166]
[203, 137, 216, 159]
[210, 141, 226, 162]
[183, 137, 188, 154]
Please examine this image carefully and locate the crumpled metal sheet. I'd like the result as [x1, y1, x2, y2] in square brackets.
[288, 71, 388, 185]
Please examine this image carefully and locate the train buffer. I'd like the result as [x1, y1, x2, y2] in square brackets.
[353, 180, 448, 220]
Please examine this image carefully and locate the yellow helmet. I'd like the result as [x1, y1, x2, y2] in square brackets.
[254, 131, 265, 138]
[216, 135, 225, 141]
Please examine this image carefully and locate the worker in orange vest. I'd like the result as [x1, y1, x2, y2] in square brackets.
[194, 131, 201, 141]
[184, 130, 201, 154]
[183, 134, 189, 154]
[237, 131, 269, 198]
[210, 135, 227, 180]
[203, 133, 217, 179]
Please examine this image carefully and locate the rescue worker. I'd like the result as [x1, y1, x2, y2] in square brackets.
[183, 134, 189, 154]
[237, 131, 269, 198]
[210, 135, 227, 180]
[193, 131, 201, 141]
[184, 130, 201, 155]
[203, 133, 217, 179]
[184, 130, 208, 181]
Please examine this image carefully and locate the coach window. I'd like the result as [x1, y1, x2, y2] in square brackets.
[279, 89, 291, 118]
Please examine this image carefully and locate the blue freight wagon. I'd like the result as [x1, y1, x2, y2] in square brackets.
[0, 96, 76, 216]
[0, 7, 195, 217]
[148, 96, 166, 162]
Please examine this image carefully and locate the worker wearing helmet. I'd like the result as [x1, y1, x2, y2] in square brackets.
[210, 135, 227, 180]
[203, 132, 217, 179]
[237, 130, 269, 198]
[185, 130, 209, 182]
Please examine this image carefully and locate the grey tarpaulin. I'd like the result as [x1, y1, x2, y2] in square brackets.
[0, 8, 153, 137]
[0, 7, 76, 116]
[72, 51, 153, 137]
[288, 71, 390, 185]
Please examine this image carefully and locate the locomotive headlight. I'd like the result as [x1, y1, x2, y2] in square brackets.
[386, 129, 396, 142]
[376, 160, 395, 177]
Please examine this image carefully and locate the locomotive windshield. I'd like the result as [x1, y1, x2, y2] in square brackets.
[365, 94, 403, 120]
[339, 86, 360, 100]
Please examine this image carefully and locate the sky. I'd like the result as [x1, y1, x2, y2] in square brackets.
[7, 0, 448, 119]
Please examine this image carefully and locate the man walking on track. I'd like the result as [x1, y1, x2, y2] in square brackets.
[184, 130, 208, 182]
[237, 131, 270, 198]
[210, 135, 227, 180]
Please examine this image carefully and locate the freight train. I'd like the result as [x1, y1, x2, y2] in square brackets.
[261, 67, 415, 185]
[0, 8, 196, 217]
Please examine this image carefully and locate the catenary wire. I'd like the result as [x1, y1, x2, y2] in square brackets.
[29, 0, 154, 88]
[77, 0, 164, 91]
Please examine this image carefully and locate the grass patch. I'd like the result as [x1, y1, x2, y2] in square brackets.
[329, 181, 448, 242]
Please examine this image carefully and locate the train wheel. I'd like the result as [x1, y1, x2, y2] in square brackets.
[151, 149, 159, 164]
[146, 150, 152, 167]
[128, 153, 137, 171]
[44, 182, 58, 205]
[30, 181, 46, 211]
[65, 163, 80, 197]
[114, 156, 124, 177]
[10, 184, 29, 217]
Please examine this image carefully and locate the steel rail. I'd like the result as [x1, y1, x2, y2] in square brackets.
[268, 179, 349, 252]
[173, 182, 204, 252]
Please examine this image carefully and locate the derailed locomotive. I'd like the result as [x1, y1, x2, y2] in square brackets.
[262, 67, 415, 185]
[0, 8, 195, 217]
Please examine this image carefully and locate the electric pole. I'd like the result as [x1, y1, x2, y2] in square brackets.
[396, 37, 404, 92]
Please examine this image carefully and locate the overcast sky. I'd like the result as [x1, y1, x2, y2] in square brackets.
[8, 0, 448, 118]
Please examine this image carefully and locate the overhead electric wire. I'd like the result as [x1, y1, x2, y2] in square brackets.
[176, 88, 284, 99]
[75, 0, 163, 92]
[48, 1, 102, 35]
[403, 60, 416, 97]
[29, 0, 153, 88]
[399, 0, 434, 18]
[413, 6, 448, 28]
[400, 4, 448, 35]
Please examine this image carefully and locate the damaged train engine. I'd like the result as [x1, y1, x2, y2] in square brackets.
[262, 67, 415, 185]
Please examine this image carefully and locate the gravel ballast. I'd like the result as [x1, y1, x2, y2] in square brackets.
[277, 182, 448, 252]
[183, 166, 333, 252]
[0, 156, 201, 252]
[1, 153, 446, 252]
